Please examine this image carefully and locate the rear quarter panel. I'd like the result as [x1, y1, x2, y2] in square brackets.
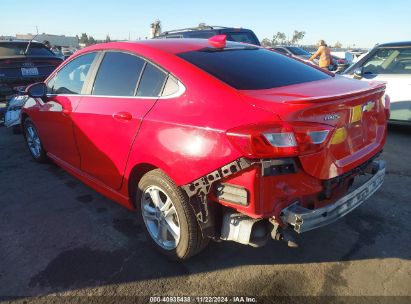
[123, 67, 277, 187]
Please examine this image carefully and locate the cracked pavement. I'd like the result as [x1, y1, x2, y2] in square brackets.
[0, 124, 410, 302]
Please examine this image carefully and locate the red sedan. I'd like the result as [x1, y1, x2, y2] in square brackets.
[21, 36, 389, 260]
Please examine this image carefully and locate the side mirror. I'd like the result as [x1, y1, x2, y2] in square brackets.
[353, 67, 364, 79]
[26, 82, 47, 98]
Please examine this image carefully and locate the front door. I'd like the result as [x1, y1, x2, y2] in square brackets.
[36, 52, 98, 168]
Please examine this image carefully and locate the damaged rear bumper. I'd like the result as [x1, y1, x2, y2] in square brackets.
[280, 160, 385, 233]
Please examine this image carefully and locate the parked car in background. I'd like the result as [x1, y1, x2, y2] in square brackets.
[0, 40, 63, 101]
[21, 37, 387, 260]
[61, 48, 75, 60]
[51, 46, 65, 61]
[331, 51, 354, 65]
[4, 94, 29, 132]
[270, 46, 348, 72]
[154, 25, 260, 45]
[331, 55, 350, 73]
[343, 41, 411, 124]
[270, 46, 312, 60]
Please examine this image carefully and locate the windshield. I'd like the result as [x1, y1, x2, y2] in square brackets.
[0, 42, 55, 57]
[177, 47, 330, 90]
[363, 47, 411, 74]
[287, 47, 311, 56]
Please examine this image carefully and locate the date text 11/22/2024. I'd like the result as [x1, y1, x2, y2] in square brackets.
[149, 296, 257, 303]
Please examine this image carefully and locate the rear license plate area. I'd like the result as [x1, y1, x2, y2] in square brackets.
[21, 67, 39, 76]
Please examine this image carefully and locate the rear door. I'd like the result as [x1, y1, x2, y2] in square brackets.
[73, 51, 168, 190]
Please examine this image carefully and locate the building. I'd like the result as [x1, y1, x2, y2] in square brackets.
[15, 33, 79, 48]
[0, 35, 16, 41]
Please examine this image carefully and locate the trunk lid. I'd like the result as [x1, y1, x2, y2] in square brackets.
[239, 76, 387, 179]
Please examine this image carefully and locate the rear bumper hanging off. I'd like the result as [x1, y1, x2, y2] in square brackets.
[280, 160, 385, 233]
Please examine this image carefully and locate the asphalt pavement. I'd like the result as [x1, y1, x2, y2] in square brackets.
[0, 124, 410, 303]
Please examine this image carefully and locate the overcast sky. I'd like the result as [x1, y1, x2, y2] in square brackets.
[2, 0, 410, 48]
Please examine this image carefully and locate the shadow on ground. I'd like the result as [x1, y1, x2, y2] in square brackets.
[0, 125, 410, 298]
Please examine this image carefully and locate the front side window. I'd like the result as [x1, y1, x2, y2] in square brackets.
[47, 52, 96, 94]
[92, 52, 145, 96]
[177, 47, 330, 90]
[136, 63, 167, 97]
[363, 47, 411, 74]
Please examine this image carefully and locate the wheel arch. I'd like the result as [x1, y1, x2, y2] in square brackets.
[127, 162, 159, 208]
[20, 112, 29, 128]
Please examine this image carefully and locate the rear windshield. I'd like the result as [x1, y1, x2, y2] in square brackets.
[177, 47, 331, 90]
[0, 42, 54, 57]
[226, 32, 259, 45]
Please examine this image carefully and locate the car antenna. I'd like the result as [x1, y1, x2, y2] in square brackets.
[24, 26, 39, 55]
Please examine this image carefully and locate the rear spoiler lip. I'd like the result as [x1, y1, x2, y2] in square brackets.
[284, 83, 387, 104]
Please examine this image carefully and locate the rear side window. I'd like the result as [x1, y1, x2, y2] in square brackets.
[136, 63, 167, 97]
[47, 52, 96, 94]
[161, 76, 180, 96]
[92, 52, 145, 96]
[178, 48, 331, 90]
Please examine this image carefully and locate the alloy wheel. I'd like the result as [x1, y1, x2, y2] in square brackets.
[141, 185, 181, 250]
[25, 125, 42, 158]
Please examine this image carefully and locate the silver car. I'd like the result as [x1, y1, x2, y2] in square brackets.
[343, 41, 411, 124]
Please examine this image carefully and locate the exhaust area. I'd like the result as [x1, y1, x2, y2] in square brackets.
[220, 210, 299, 248]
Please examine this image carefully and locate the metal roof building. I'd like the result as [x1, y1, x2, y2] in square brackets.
[15, 34, 79, 48]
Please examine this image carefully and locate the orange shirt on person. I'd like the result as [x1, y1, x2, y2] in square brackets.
[309, 46, 332, 68]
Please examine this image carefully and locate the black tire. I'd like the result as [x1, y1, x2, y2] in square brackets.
[23, 118, 48, 163]
[136, 169, 209, 260]
[12, 125, 22, 134]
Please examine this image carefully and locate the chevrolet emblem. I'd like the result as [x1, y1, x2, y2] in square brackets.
[362, 101, 375, 112]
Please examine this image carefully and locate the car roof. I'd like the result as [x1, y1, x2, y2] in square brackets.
[158, 26, 254, 35]
[377, 41, 411, 48]
[82, 39, 253, 55]
[0, 40, 42, 45]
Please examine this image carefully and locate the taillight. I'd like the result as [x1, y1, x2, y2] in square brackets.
[226, 122, 334, 158]
[226, 123, 298, 158]
[292, 122, 333, 154]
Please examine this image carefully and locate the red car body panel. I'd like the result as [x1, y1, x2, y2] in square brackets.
[209, 166, 324, 219]
[22, 40, 387, 219]
[72, 95, 156, 190]
[26, 95, 82, 168]
[239, 78, 387, 179]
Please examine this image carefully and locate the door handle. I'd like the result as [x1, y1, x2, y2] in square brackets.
[112, 112, 132, 121]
